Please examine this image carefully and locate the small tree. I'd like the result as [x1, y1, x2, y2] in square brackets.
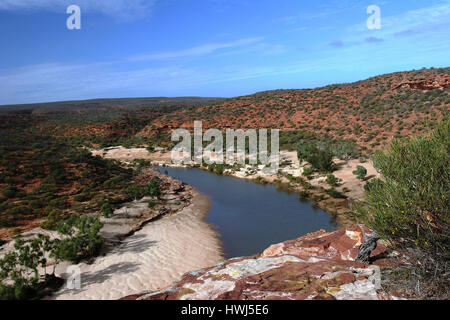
[0, 215, 103, 299]
[297, 140, 335, 172]
[51, 215, 104, 262]
[0, 234, 52, 300]
[125, 184, 145, 201]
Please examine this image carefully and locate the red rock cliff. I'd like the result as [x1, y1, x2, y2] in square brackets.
[122, 225, 402, 300]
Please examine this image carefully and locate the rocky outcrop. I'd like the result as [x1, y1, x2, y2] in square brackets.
[135, 168, 185, 194]
[391, 75, 450, 91]
[101, 168, 192, 244]
[122, 225, 399, 300]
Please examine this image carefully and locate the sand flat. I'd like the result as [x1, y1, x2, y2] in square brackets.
[50, 191, 223, 300]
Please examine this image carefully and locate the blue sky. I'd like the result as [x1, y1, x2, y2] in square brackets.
[0, 0, 449, 105]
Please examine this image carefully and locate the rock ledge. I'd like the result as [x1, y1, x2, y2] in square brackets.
[122, 225, 400, 300]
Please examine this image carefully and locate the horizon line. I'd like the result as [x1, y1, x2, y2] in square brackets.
[1, 65, 447, 108]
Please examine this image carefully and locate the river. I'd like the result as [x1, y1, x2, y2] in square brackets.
[156, 167, 337, 258]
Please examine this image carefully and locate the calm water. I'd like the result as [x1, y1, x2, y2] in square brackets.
[156, 167, 337, 258]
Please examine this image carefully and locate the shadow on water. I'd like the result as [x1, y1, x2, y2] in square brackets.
[156, 166, 338, 259]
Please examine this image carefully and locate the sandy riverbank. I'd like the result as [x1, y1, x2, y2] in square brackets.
[49, 190, 223, 300]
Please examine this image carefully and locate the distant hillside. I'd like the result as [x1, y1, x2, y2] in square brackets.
[136, 67, 449, 154]
[0, 97, 226, 113]
[1, 67, 448, 155]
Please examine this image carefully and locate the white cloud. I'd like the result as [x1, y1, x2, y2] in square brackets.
[0, 35, 289, 104]
[1, 34, 449, 105]
[1, 1, 449, 104]
[128, 37, 265, 61]
[0, 0, 156, 21]
[327, 1, 450, 49]
[0, 58, 312, 104]
[0, 62, 197, 104]
[351, 1, 450, 35]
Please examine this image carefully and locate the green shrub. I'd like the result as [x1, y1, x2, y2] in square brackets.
[254, 176, 268, 185]
[2, 186, 18, 199]
[73, 193, 90, 202]
[103, 176, 124, 188]
[33, 183, 57, 194]
[48, 197, 66, 209]
[297, 140, 317, 163]
[134, 159, 152, 168]
[353, 165, 367, 180]
[298, 190, 310, 200]
[309, 148, 335, 172]
[356, 120, 449, 260]
[125, 184, 145, 200]
[0, 284, 16, 300]
[312, 194, 326, 202]
[214, 164, 225, 175]
[51, 215, 104, 262]
[101, 202, 113, 218]
[325, 188, 347, 199]
[125, 178, 161, 201]
[326, 174, 341, 187]
[302, 166, 315, 179]
[207, 163, 226, 175]
[364, 178, 382, 192]
[0, 235, 56, 300]
[41, 209, 63, 230]
[330, 141, 360, 160]
[146, 178, 161, 198]
[297, 140, 335, 172]
[28, 199, 44, 209]
[4, 205, 31, 216]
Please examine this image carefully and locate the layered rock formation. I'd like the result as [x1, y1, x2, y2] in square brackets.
[391, 74, 450, 91]
[122, 225, 399, 300]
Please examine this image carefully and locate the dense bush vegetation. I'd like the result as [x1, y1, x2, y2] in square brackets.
[125, 178, 161, 201]
[356, 120, 449, 261]
[297, 140, 335, 172]
[0, 131, 134, 229]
